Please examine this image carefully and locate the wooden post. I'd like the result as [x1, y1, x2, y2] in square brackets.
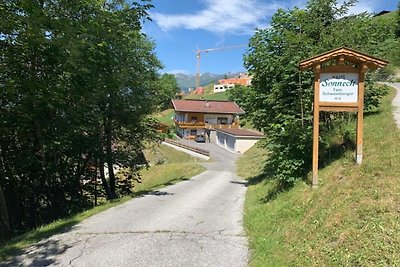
[312, 65, 321, 188]
[299, 47, 388, 188]
[356, 64, 368, 165]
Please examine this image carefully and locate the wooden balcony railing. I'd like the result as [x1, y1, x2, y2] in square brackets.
[174, 120, 240, 129]
[205, 123, 240, 129]
[174, 120, 206, 128]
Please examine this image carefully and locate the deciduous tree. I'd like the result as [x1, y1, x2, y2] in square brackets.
[243, 0, 392, 184]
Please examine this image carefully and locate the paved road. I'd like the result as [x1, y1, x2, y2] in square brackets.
[386, 82, 400, 128]
[4, 141, 248, 266]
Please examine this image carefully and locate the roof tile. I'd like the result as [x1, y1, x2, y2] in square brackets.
[171, 99, 245, 114]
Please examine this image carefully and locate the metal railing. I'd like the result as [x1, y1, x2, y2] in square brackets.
[164, 139, 210, 157]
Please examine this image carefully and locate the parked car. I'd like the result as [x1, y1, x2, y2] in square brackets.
[195, 134, 206, 143]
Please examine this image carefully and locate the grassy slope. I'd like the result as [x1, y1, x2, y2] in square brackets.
[239, 87, 400, 266]
[139, 143, 206, 192]
[0, 144, 205, 260]
[185, 84, 230, 101]
[373, 11, 400, 81]
[155, 108, 175, 126]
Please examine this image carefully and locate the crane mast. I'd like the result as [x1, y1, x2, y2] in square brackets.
[194, 44, 246, 89]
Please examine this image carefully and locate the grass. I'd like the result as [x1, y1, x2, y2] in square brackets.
[155, 108, 175, 126]
[0, 144, 205, 261]
[185, 84, 231, 101]
[239, 86, 400, 266]
[185, 91, 230, 101]
[138, 143, 206, 192]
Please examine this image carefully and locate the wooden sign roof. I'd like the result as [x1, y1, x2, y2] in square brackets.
[299, 46, 389, 70]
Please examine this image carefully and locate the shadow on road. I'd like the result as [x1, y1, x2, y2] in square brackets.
[2, 239, 71, 267]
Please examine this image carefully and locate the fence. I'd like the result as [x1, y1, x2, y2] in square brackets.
[164, 139, 210, 157]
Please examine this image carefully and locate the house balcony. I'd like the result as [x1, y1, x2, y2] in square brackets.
[174, 120, 206, 129]
[174, 120, 240, 130]
[205, 123, 240, 129]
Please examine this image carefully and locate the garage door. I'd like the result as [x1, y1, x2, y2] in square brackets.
[217, 132, 225, 146]
[226, 135, 236, 152]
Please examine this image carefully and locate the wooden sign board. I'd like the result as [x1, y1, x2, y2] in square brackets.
[299, 47, 388, 188]
[320, 73, 358, 103]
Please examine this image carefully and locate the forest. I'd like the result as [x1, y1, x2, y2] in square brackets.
[0, 0, 178, 242]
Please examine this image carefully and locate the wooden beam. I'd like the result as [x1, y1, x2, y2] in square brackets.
[356, 64, 368, 164]
[312, 65, 321, 188]
[319, 102, 358, 108]
[319, 106, 358, 112]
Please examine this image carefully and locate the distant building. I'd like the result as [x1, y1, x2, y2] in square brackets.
[213, 73, 252, 93]
[192, 86, 204, 94]
[171, 99, 245, 140]
[373, 10, 391, 17]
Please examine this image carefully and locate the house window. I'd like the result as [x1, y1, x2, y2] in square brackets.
[217, 117, 228, 125]
[191, 116, 198, 122]
[190, 129, 197, 135]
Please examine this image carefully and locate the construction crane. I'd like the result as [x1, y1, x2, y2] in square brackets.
[194, 44, 246, 89]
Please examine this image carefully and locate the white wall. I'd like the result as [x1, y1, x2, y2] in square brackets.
[205, 114, 233, 125]
[213, 84, 235, 93]
[216, 131, 262, 154]
[235, 139, 260, 154]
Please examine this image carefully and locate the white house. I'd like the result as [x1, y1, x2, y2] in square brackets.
[171, 99, 245, 140]
[216, 128, 264, 154]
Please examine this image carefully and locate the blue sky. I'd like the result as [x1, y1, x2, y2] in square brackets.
[143, 0, 399, 75]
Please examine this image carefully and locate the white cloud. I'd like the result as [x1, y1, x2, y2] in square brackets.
[340, 0, 374, 15]
[151, 0, 282, 34]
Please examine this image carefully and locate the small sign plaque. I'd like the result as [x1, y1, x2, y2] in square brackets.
[320, 73, 358, 103]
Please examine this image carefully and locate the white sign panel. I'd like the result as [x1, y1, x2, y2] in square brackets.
[320, 73, 358, 103]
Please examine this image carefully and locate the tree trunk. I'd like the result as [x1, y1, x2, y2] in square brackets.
[104, 103, 117, 199]
[0, 184, 11, 243]
[97, 124, 113, 200]
[99, 157, 112, 200]
[105, 113, 117, 199]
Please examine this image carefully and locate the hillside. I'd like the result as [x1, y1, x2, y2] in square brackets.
[238, 87, 400, 266]
[174, 72, 240, 92]
[183, 83, 231, 101]
[372, 11, 400, 81]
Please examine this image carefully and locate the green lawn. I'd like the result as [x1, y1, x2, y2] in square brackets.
[184, 83, 230, 101]
[0, 144, 205, 261]
[239, 87, 400, 266]
[185, 91, 230, 101]
[138, 143, 206, 192]
[155, 108, 175, 126]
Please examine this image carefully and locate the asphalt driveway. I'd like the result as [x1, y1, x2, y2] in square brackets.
[3, 141, 248, 267]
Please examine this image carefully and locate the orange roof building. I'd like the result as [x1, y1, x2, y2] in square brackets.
[214, 73, 252, 93]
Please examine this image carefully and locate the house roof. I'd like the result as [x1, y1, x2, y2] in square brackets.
[171, 99, 245, 114]
[216, 128, 264, 138]
[299, 46, 389, 71]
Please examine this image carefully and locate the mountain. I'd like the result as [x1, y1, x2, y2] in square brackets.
[174, 72, 240, 92]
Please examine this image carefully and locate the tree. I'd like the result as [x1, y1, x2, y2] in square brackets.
[0, 0, 161, 239]
[156, 73, 180, 110]
[242, 0, 392, 184]
[397, 1, 400, 38]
